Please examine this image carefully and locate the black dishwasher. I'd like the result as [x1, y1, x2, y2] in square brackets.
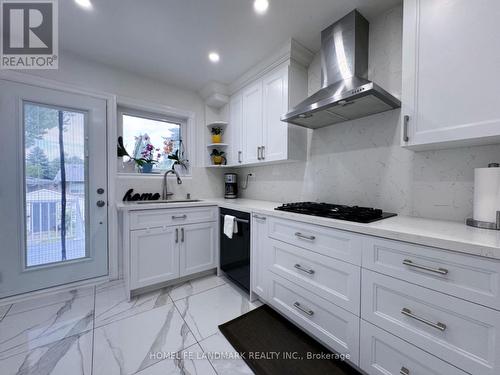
[220, 208, 250, 293]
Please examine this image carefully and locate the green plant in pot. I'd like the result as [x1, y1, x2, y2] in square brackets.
[210, 127, 223, 143]
[210, 149, 226, 165]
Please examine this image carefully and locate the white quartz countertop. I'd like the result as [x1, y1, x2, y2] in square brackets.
[117, 198, 500, 260]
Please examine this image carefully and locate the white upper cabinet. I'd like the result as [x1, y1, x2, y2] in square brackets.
[262, 67, 288, 162]
[242, 81, 264, 164]
[401, 0, 500, 149]
[228, 61, 308, 166]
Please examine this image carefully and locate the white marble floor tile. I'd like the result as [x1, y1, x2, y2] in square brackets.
[167, 274, 226, 301]
[174, 283, 260, 341]
[0, 304, 12, 321]
[95, 279, 127, 293]
[94, 283, 171, 328]
[92, 302, 196, 375]
[199, 332, 254, 375]
[0, 330, 93, 375]
[7, 286, 95, 316]
[135, 343, 216, 375]
[0, 293, 94, 359]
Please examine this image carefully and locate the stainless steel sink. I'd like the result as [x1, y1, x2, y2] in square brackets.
[135, 199, 202, 204]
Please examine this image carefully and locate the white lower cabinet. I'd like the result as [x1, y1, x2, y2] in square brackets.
[360, 320, 467, 375]
[130, 226, 180, 289]
[268, 273, 360, 365]
[180, 222, 217, 277]
[125, 206, 217, 292]
[267, 238, 361, 315]
[361, 269, 500, 375]
[251, 213, 269, 299]
[252, 214, 500, 375]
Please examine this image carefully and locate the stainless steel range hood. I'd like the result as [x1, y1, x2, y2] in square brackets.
[281, 10, 401, 129]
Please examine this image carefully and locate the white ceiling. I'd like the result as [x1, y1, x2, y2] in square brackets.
[60, 0, 401, 91]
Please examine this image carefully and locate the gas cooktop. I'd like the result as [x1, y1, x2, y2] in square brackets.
[274, 202, 397, 223]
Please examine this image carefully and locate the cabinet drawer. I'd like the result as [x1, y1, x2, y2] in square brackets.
[361, 269, 500, 375]
[360, 320, 467, 375]
[130, 207, 217, 230]
[267, 238, 361, 315]
[268, 217, 362, 265]
[362, 237, 500, 310]
[268, 273, 359, 365]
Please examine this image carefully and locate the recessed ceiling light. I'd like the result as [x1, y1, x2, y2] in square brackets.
[208, 52, 220, 63]
[254, 0, 269, 14]
[75, 0, 93, 10]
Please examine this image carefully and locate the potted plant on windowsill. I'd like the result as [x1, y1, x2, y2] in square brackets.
[210, 127, 223, 143]
[136, 141, 160, 173]
[210, 149, 226, 165]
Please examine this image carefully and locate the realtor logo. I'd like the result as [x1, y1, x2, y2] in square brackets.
[1, 0, 58, 69]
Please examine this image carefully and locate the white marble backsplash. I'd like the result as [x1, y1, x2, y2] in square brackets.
[235, 5, 500, 222]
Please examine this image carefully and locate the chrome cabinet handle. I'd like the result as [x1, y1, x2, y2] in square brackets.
[400, 367, 410, 375]
[181, 227, 184, 242]
[403, 115, 410, 142]
[401, 307, 446, 331]
[293, 302, 314, 316]
[257, 146, 262, 160]
[253, 214, 266, 220]
[403, 259, 448, 275]
[175, 228, 179, 243]
[294, 264, 315, 275]
[261, 145, 265, 159]
[172, 215, 187, 220]
[238, 151, 242, 163]
[294, 232, 316, 241]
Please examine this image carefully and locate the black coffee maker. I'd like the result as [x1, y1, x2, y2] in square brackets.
[224, 173, 237, 199]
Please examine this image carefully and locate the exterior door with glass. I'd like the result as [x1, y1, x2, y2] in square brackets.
[0, 79, 108, 298]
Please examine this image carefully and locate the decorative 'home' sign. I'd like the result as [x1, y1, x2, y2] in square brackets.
[123, 189, 160, 202]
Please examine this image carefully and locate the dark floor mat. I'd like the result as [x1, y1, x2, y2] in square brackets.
[218, 304, 361, 375]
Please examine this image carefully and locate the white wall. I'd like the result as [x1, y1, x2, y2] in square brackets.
[235, 5, 500, 222]
[24, 51, 226, 201]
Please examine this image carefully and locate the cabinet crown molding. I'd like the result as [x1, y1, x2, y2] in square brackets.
[199, 81, 229, 109]
[229, 38, 314, 95]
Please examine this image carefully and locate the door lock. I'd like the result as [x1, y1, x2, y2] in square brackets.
[96, 200, 106, 207]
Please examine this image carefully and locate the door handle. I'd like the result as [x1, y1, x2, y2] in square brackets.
[402, 259, 448, 275]
[252, 214, 266, 220]
[97, 188, 105, 194]
[96, 200, 106, 207]
[400, 367, 410, 375]
[293, 301, 314, 316]
[238, 151, 242, 163]
[175, 228, 179, 243]
[403, 115, 410, 142]
[172, 215, 187, 220]
[257, 146, 262, 160]
[181, 227, 184, 242]
[294, 264, 315, 275]
[261, 145, 265, 159]
[294, 232, 316, 241]
[401, 307, 446, 331]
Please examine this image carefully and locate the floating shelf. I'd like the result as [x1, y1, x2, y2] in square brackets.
[206, 143, 228, 148]
[205, 164, 233, 168]
[206, 121, 228, 129]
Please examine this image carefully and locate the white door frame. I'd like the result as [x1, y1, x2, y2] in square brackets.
[0, 71, 119, 288]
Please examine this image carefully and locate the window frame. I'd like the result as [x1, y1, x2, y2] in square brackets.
[117, 105, 191, 176]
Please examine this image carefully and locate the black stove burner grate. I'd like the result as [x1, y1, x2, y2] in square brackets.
[274, 202, 397, 223]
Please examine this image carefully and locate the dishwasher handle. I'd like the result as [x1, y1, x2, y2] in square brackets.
[220, 214, 249, 224]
